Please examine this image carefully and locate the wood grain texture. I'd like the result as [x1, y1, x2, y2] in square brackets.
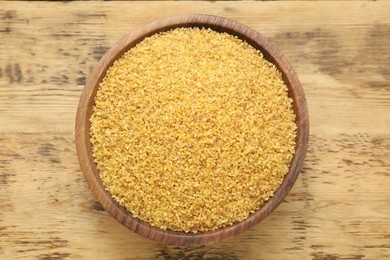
[75, 14, 309, 245]
[0, 0, 389, 258]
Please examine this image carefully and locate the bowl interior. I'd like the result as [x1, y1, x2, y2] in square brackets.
[75, 14, 309, 245]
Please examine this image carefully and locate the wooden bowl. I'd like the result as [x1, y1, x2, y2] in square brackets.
[75, 14, 309, 245]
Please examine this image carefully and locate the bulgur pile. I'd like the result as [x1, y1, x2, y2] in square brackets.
[90, 28, 296, 233]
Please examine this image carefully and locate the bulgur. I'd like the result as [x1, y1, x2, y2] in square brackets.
[90, 27, 297, 233]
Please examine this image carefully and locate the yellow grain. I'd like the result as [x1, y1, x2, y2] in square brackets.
[90, 27, 296, 233]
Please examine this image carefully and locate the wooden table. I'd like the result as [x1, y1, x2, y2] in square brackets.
[1, 1, 389, 259]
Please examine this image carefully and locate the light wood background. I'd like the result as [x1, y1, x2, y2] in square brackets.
[0, 1, 389, 259]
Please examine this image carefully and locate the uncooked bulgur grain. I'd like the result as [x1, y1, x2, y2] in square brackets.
[90, 27, 296, 233]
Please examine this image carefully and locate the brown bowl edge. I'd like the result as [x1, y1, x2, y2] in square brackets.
[75, 14, 309, 246]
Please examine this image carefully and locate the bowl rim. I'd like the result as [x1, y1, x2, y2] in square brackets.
[75, 13, 309, 246]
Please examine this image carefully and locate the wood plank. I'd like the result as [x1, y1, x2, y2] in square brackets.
[0, 1, 389, 259]
[1, 132, 389, 258]
[0, 1, 388, 135]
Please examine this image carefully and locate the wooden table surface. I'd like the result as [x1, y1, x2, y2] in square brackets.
[1, 1, 389, 259]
